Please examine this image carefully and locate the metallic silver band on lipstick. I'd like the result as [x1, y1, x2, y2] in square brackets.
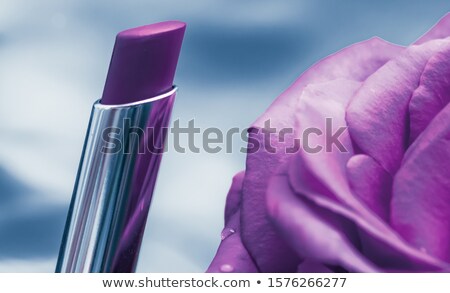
[56, 86, 177, 273]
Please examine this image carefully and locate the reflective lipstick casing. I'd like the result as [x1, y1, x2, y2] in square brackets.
[56, 21, 186, 273]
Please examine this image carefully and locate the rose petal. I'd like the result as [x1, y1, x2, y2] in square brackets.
[267, 171, 379, 272]
[391, 103, 450, 263]
[347, 38, 450, 174]
[409, 44, 450, 143]
[241, 133, 300, 272]
[346, 154, 392, 221]
[291, 80, 358, 206]
[414, 13, 450, 45]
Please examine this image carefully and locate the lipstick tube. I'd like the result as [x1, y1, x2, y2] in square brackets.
[56, 21, 185, 272]
[56, 87, 176, 273]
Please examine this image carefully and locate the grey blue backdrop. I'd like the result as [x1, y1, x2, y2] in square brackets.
[0, 0, 449, 272]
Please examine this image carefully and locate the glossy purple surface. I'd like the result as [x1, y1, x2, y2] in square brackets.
[101, 21, 186, 105]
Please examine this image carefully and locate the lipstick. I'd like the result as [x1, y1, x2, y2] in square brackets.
[56, 21, 186, 273]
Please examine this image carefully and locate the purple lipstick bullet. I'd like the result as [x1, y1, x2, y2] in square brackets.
[56, 21, 186, 273]
[101, 21, 185, 105]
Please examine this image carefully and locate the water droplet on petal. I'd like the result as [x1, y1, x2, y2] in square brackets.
[220, 228, 236, 240]
[220, 264, 234, 273]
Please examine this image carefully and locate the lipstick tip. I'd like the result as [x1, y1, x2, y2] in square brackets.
[117, 21, 186, 39]
[101, 21, 186, 105]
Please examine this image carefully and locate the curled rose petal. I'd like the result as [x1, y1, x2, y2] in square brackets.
[408, 44, 450, 143]
[289, 79, 358, 207]
[346, 154, 392, 221]
[267, 170, 379, 273]
[391, 103, 450, 262]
